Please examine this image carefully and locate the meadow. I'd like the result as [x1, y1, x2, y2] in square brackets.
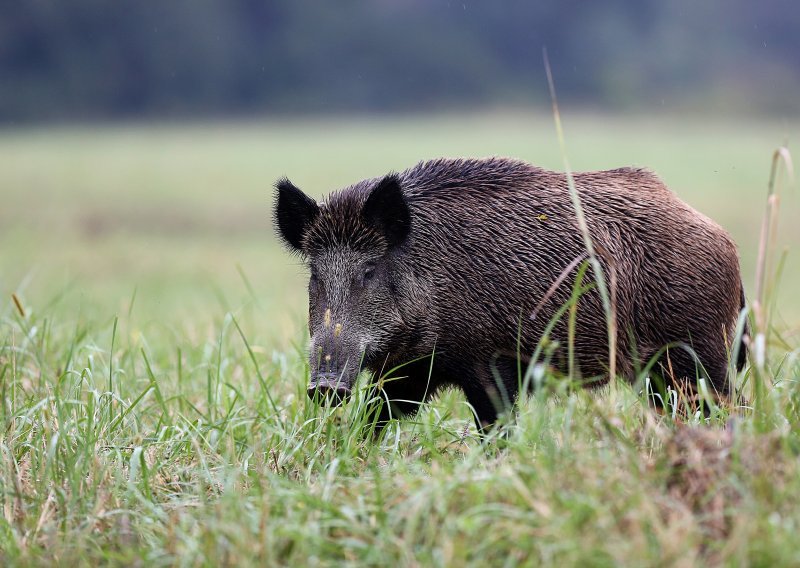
[1, 112, 799, 565]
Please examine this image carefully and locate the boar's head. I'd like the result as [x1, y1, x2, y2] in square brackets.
[274, 175, 414, 405]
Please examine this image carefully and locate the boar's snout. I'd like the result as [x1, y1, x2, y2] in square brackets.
[307, 372, 351, 406]
[308, 312, 362, 407]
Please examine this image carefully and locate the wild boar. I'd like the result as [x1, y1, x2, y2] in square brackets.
[274, 157, 746, 429]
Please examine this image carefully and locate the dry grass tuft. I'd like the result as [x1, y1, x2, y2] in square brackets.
[663, 425, 737, 540]
[660, 423, 789, 546]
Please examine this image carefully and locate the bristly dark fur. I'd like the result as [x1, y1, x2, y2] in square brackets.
[274, 156, 747, 430]
[303, 188, 387, 254]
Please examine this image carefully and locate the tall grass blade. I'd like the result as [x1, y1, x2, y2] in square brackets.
[543, 48, 618, 383]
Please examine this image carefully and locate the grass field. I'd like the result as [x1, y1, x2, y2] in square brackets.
[1, 112, 799, 565]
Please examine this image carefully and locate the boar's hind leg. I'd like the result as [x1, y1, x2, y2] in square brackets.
[647, 344, 732, 406]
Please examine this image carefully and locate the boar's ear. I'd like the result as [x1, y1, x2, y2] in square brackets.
[362, 174, 411, 248]
[274, 178, 319, 252]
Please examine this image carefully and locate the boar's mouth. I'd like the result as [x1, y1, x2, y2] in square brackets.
[307, 371, 352, 407]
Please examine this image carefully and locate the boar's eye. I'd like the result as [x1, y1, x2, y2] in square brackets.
[363, 262, 377, 282]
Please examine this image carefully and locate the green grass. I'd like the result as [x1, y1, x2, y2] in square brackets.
[1, 112, 800, 565]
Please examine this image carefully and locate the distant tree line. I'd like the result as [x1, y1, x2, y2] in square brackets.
[1, 0, 798, 122]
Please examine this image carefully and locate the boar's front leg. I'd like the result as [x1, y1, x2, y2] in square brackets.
[462, 357, 522, 433]
[364, 357, 440, 431]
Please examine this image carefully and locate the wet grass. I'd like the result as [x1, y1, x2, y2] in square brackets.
[1, 113, 800, 565]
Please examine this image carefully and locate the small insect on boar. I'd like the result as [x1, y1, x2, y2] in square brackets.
[274, 157, 747, 431]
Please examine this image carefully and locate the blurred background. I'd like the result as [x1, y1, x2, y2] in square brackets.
[3, 0, 800, 121]
[1, 1, 799, 335]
